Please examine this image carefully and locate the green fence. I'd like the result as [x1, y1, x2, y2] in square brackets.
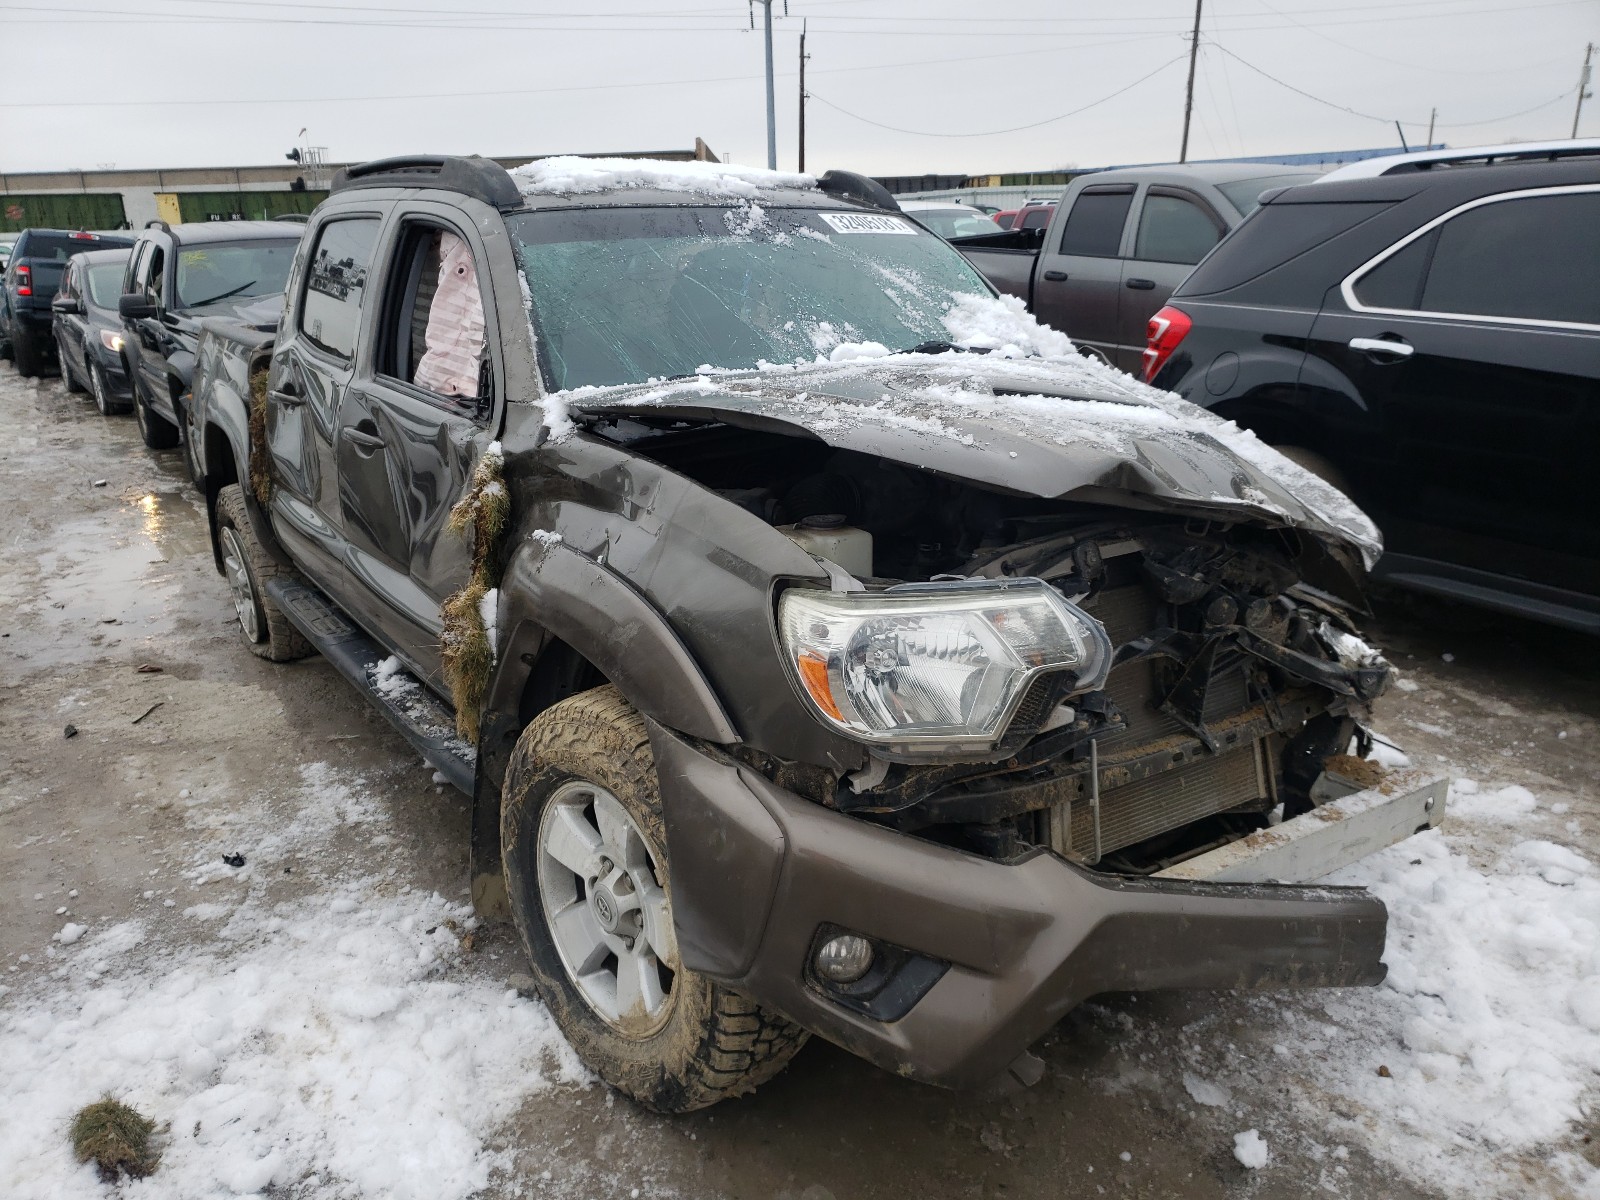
[0, 193, 129, 233]
[175, 190, 328, 222]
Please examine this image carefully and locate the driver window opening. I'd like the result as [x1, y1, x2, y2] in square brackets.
[379, 224, 490, 407]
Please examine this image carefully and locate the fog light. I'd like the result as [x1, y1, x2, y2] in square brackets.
[815, 933, 874, 984]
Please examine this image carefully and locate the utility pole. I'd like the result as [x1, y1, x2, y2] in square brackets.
[1574, 43, 1595, 139]
[798, 20, 809, 173]
[750, 1, 782, 170]
[1427, 107, 1436, 148]
[1179, 0, 1203, 163]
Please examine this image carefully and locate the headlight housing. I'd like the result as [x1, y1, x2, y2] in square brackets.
[777, 578, 1113, 754]
[99, 329, 123, 353]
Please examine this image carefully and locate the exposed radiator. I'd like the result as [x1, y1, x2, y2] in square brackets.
[1050, 740, 1271, 860]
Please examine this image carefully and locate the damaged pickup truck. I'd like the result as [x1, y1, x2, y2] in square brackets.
[188, 153, 1445, 1112]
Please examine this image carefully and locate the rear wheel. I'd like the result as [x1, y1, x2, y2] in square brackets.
[57, 335, 85, 393]
[215, 484, 312, 662]
[502, 686, 807, 1113]
[12, 326, 43, 377]
[133, 376, 180, 449]
[178, 399, 203, 485]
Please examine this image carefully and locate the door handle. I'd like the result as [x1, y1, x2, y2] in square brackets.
[269, 379, 304, 407]
[1349, 336, 1414, 359]
[342, 423, 385, 453]
[1042, 269, 1069, 282]
[1125, 277, 1156, 290]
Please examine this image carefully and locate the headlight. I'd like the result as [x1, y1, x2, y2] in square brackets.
[99, 329, 123, 353]
[777, 578, 1112, 752]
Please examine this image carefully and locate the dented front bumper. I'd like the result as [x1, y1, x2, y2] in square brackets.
[650, 722, 1437, 1093]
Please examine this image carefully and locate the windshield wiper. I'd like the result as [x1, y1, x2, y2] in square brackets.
[186, 279, 258, 308]
[895, 340, 988, 356]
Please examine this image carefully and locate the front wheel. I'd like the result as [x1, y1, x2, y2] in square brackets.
[133, 376, 180, 449]
[89, 359, 124, 416]
[215, 484, 313, 662]
[502, 686, 807, 1113]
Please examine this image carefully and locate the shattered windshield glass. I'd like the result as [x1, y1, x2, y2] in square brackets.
[509, 205, 996, 391]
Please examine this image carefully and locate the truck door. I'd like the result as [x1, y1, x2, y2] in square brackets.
[1030, 184, 1135, 363]
[335, 211, 498, 688]
[264, 211, 386, 594]
[1116, 186, 1228, 372]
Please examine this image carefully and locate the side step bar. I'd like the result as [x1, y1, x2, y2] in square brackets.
[264, 577, 476, 796]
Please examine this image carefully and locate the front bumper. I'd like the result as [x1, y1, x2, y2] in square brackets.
[651, 722, 1422, 1092]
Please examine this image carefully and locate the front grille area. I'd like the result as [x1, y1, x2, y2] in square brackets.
[1053, 741, 1268, 859]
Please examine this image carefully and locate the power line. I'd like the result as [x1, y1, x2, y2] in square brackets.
[807, 54, 1191, 139]
[1210, 40, 1580, 128]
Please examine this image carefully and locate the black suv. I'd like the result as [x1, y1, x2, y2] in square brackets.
[1, 228, 135, 376]
[1144, 155, 1600, 634]
[118, 219, 303, 470]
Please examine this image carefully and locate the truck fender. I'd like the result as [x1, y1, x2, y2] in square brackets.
[470, 537, 741, 918]
[201, 399, 292, 572]
[484, 537, 739, 748]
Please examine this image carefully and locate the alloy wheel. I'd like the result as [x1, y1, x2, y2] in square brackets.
[536, 780, 679, 1038]
[219, 525, 263, 643]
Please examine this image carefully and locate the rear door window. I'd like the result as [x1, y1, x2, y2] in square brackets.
[1058, 187, 1134, 257]
[1351, 188, 1600, 326]
[1133, 189, 1225, 265]
[299, 218, 381, 361]
[1419, 191, 1600, 325]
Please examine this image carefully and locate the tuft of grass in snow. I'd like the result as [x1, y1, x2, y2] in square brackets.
[70, 1097, 158, 1181]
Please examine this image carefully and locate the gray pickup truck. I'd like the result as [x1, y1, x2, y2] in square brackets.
[188, 154, 1442, 1112]
[954, 163, 1321, 371]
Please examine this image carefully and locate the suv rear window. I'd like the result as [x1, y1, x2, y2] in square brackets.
[1174, 201, 1393, 296]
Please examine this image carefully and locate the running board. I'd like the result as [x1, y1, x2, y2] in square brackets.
[264, 577, 477, 796]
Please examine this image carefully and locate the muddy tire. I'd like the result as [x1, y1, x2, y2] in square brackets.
[89, 359, 125, 416]
[215, 484, 313, 662]
[502, 686, 807, 1113]
[12, 325, 43, 377]
[58, 336, 85, 393]
[179, 400, 204, 486]
[1273, 445, 1352, 497]
[133, 376, 180, 449]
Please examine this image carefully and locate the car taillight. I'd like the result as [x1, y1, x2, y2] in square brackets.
[15, 264, 30, 296]
[1141, 305, 1192, 383]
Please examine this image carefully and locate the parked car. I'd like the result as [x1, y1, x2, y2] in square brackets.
[0, 239, 14, 271]
[954, 163, 1323, 370]
[0, 228, 135, 376]
[1145, 153, 1600, 633]
[900, 200, 1006, 240]
[118, 219, 302, 472]
[190, 153, 1440, 1114]
[49, 247, 135, 414]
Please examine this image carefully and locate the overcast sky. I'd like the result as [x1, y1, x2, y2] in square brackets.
[2, 0, 1595, 177]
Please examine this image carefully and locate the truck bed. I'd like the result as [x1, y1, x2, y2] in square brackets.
[950, 229, 1041, 304]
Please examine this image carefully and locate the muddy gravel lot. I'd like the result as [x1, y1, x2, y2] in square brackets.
[3, 361, 1598, 1200]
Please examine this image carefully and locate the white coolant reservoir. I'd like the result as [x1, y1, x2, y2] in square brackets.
[778, 514, 873, 578]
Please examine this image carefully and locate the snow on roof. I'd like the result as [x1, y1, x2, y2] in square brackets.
[511, 155, 816, 199]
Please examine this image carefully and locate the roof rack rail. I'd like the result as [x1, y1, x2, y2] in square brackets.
[330, 154, 523, 210]
[816, 170, 901, 213]
[144, 219, 171, 232]
[274, 213, 311, 224]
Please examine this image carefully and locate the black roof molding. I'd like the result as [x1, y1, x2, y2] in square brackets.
[816, 170, 902, 212]
[330, 154, 524, 210]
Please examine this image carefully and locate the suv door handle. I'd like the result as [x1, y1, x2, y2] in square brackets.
[1349, 336, 1414, 360]
[268, 383, 305, 407]
[1042, 269, 1069, 282]
[1125, 277, 1156, 290]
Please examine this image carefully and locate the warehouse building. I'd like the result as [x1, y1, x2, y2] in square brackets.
[0, 140, 720, 232]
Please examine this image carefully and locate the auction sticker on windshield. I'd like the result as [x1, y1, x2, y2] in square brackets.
[818, 213, 919, 235]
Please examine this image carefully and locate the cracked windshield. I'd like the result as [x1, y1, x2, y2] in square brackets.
[512, 205, 993, 390]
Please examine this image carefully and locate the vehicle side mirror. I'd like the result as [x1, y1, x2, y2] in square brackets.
[51, 295, 83, 315]
[119, 293, 157, 319]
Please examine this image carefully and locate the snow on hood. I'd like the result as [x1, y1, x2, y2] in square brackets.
[548, 301, 1383, 566]
[511, 156, 816, 199]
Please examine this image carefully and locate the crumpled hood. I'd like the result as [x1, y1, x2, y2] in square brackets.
[190, 292, 283, 330]
[558, 353, 1384, 569]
